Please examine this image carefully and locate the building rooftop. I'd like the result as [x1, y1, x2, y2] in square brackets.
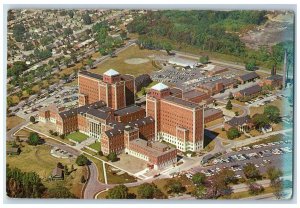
[164, 96, 199, 109]
[168, 57, 198, 67]
[104, 69, 119, 77]
[79, 71, 103, 80]
[151, 82, 169, 91]
[183, 89, 206, 99]
[59, 101, 107, 119]
[237, 84, 262, 96]
[238, 72, 259, 82]
[266, 74, 283, 81]
[114, 105, 144, 116]
[204, 108, 222, 118]
[130, 139, 175, 157]
[226, 115, 251, 127]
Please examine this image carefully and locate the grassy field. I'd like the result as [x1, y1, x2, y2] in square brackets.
[136, 81, 158, 97]
[249, 99, 284, 117]
[90, 45, 165, 77]
[232, 106, 244, 116]
[88, 141, 101, 152]
[205, 118, 224, 128]
[6, 115, 25, 131]
[105, 164, 137, 184]
[6, 142, 86, 198]
[66, 132, 89, 143]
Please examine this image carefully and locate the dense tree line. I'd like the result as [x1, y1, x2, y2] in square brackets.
[128, 11, 294, 71]
[7, 166, 77, 198]
[6, 166, 46, 198]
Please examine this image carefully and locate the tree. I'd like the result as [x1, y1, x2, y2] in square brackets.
[218, 168, 238, 184]
[75, 155, 89, 166]
[228, 92, 234, 100]
[226, 127, 240, 140]
[266, 166, 283, 185]
[60, 134, 65, 139]
[243, 163, 261, 179]
[86, 58, 93, 69]
[48, 185, 77, 198]
[245, 59, 256, 71]
[165, 180, 185, 194]
[264, 105, 281, 123]
[106, 185, 129, 199]
[120, 30, 127, 40]
[30, 116, 35, 123]
[137, 183, 165, 199]
[225, 100, 233, 110]
[6, 166, 46, 198]
[68, 10, 74, 18]
[82, 13, 92, 25]
[252, 113, 270, 129]
[80, 175, 86, 183]
[107, 152, 118, 162]
[248, 182, 264, 195]
[192, 184, 207, 199]
[141, 87, 147, 96]
[27, 132, 41, 146]
[199, 55, 209, 64]
[98, 151, 103, 156]
[272, 179, 284, 199]
[192, 172, 206, 186]
[13, 23, 25, 42]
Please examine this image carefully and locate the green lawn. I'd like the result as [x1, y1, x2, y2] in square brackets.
[90, 45, 165, 77]
[66, 132, 89, 143]
[88, 141, 101, 151]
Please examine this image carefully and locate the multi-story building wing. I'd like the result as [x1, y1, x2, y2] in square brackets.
[146, 83, 204, 152]
[78, 69, 135, 110]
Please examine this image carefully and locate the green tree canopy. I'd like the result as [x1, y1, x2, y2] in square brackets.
[137, 183, 165, 199]
[252, 113, 270, 129]
[27, 132, 41, 146]
[243, 163, 261, 179]
[106, 185, 129, 199]
[75, 155, 89, 166]
[191, 172, 206, 186]
[225, 100, 233, 110]
[226, 127, 240, 140]
[47, 185, 77, 198]
[264, 105, 281, 123]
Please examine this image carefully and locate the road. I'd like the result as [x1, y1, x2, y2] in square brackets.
[84, 162, 112, 199]
[6, 119, 30, 141]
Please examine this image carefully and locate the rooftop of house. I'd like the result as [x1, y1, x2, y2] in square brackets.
[226, 115, 252, 127]
[237, 84, 262, 96]
[266, 74, 283, 81]
[238, 72, 259, 82]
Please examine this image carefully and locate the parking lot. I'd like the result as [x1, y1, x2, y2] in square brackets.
[151, 64, 241, 91]
[188, 139, 292, 179]
[11, 85, 78, 120]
